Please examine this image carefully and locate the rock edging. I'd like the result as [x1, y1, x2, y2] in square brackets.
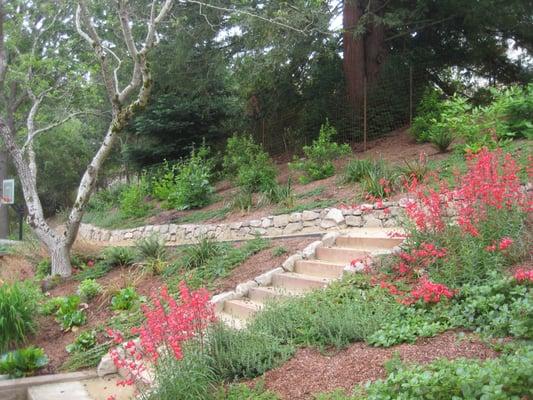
[79, 201, 404, 245]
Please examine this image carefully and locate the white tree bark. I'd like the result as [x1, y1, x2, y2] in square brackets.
[0, 0, 174, 276]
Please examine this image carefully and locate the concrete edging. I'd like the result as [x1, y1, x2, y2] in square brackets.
[0, 371, 97, 400]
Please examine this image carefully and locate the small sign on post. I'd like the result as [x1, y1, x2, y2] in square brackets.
[2, 179, 14, 205]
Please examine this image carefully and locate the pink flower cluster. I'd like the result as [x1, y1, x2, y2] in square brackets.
[514, 268, 533, 283]
[408, 278, 454, 304]
[404, 148, 530, 236]
[454, 149, 527, 236]
[395, 242, 447, 277]
[107, 282, 215, 387]
[485, 237, 514, 252]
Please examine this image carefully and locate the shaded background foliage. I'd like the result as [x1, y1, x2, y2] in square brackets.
[3, 0, 532, 216]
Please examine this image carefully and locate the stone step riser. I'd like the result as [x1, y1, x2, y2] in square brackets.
[315, 247, 369, 264]
[335, 236, 403, 249]
[271, 273, 328, 291]
[294, 260, 344, 279]
[224, 300, 260, 319]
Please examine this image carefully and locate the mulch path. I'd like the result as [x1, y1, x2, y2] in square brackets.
[254, 331, 499, 399]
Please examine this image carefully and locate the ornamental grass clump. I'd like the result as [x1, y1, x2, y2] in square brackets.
[0, 282, 40, 352]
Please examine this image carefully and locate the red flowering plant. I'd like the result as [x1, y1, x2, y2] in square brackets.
[514, 268, 533, 284]
[401, 148, 530, 286]
[106, 282, 216, 391]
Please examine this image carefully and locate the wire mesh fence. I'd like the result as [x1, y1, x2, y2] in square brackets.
[250, 58, 429, 155]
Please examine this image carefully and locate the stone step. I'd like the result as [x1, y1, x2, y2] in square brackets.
[271, 272, 331, 291]
[217, 311, 246, 330]
[294, 259, 345, 279]
[315, 247, 369, 264]
[335, 236, 403, 250]
[28, 381, 92, 400]
[248, 286, 297, 303]
[224, 298, 262, 319]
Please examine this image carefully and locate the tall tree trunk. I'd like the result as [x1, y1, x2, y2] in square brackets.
[364, 0, 387, 85]
[0, 149, 8, 238]
[343, 0, 366, 109]
[343, 0, 387, 110]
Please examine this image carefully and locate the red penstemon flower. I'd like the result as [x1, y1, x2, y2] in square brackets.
[514, 268, 533, 283]
[404, 148, 528, 237]
[409, 277, 454, 304]
[106, 282, 216, 388]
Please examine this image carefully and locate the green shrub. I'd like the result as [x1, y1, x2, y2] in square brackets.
[86, 183, 127, 213]
[223, 134, 277, 193]
[77, 279, 103, 301]
[56, 295, 87, 330]
[103, 246, 136, 268]
[136, 234, 167, 261]
[66, 330, 97, 354]
[208, 323, 293, 380]
[0, 282, 40, 352]
[120, 177, 150, 218]
[411, 87, 444, 142]
[291, 121, 350, 183]
[0, 346, 49, 378]
[167, 145, 215, 210]
[488, 84, 533, 140]
[151, 160, 179, 202]
[361, 346, 533, 399]
[144, 346, 217, 400]
[250, 279, 400, 349]
[447, 274, 533, 339]
[41, 296, 67, 316]
[111, 287, 139, 311]
[35, 259, 51, 279]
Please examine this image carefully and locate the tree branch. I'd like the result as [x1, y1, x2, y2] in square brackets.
[184, 0, 310, 35]
[22, 111, 87, 151]
[76, 1, 120, 110]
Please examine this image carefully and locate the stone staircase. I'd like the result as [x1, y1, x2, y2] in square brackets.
[22, 229, 403, 400]
[216, 229, 404, 329]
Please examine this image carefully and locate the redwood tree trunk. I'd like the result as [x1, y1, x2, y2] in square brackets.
[343, 0, 387, 110]
[343, 0, 366, 109]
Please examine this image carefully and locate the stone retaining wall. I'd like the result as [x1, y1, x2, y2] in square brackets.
[79, 201, 405, 245]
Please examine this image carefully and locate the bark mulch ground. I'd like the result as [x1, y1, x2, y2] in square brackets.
[254, 331, 499, 399]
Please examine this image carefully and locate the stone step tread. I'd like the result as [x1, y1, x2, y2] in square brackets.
[294, 259, 345, 279]
[335, 236, 404, 249]
[224, 298, 263, 319]
[319, 246, 371, 254]
[297, 259, 345, 266]
[277, 271, 333, 281]
[248, 285, 300, 302]
[315, 246, 370, 263]
[217, 311, 246, 330]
